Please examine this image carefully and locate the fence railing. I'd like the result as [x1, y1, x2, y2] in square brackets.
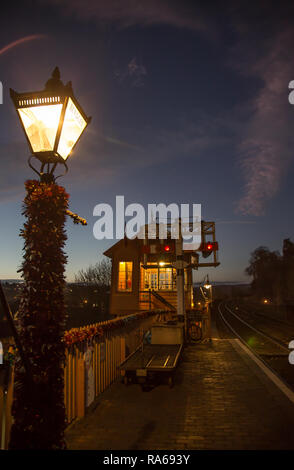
[0, 310, 161, 449]
[63, 312, 157, 424]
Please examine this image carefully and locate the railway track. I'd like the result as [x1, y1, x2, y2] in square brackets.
[227, 302, 294, 347]
[217, 301, 294, 388]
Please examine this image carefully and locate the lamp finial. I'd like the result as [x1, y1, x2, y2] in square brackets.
[45, 66, 64, 91]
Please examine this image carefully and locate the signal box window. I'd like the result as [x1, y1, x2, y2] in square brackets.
[118, 261, 133, 291]
[144, 266, 176, 291]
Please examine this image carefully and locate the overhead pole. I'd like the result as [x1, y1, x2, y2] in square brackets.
[175, 219, 187, 338]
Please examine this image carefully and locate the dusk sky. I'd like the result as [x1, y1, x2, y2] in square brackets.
[1, 0, 294, 283]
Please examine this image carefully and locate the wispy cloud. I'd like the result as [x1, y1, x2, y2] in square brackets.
[41, 0, 212, 33]
[54, 114, 232, 189]
[114, 57, 147, 87]
[234, 29, 294, 215]
[103, 134, 142, 151]
[215, 220, 256, 225]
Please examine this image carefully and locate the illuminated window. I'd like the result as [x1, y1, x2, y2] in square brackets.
[159, 268, 174, 290]
[118, 261, 133, 291]
[143, 265, 176, 291]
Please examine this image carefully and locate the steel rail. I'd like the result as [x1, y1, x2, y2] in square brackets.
[218, 301, 293, 391]
[223, 302, 289, 353]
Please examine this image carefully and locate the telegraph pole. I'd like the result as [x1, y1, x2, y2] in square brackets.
[175, 220, 187, 338]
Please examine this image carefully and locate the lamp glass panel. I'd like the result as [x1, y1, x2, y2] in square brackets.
[57, 97, 87, 160]
[18, 104, 63, 152]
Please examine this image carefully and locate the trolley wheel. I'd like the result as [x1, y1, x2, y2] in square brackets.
[168, 376, 173, 388]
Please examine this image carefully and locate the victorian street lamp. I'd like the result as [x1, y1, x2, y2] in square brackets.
[10, 66, 91, 182]
[8, 68, 90, 449]
[204, 275, 212, 290]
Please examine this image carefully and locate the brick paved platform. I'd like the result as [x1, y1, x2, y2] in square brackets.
[66, 339, 294, 450]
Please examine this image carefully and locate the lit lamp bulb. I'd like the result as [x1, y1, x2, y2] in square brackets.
[10, 67, 91, 181]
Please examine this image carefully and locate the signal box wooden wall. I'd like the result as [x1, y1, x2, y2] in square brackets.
[104, 237, 193, 316]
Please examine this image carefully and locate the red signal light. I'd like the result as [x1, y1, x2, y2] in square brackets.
[200, 242, 218, 251]
[200, 241, 218, 258]
[164, 245, 170, 252]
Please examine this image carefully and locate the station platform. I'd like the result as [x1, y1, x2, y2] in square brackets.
[66, 338, 294, 450]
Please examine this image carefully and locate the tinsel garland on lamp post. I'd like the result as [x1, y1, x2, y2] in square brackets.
[9, 180, 69, 449]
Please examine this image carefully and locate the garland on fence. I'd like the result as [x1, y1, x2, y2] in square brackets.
[9, 180, 69, 450]
[63, 311, 155, 346]
[4, 344, 16, 366]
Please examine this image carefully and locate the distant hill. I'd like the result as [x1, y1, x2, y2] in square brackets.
[193, 281, 250, 287]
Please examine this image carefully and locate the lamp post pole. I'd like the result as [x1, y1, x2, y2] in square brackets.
[8, 68, 90, 450]
[204, 275, 212, 340]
